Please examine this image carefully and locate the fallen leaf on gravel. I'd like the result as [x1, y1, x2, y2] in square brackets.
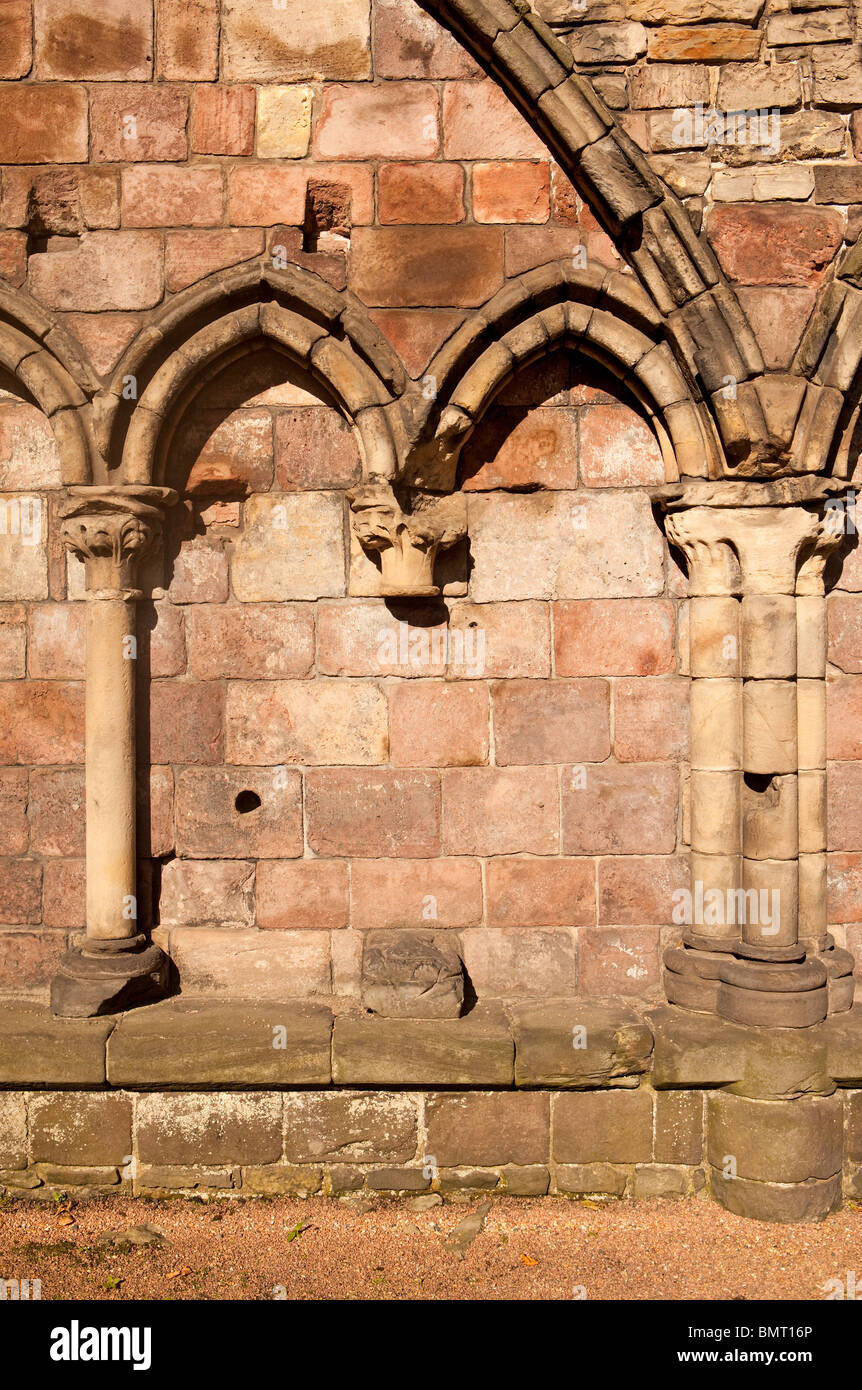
[445, 1201, 492, 1261]
[57, 1214, 76, 1227]
[165, 1267, 191, 1280]
[520, 1253, 538, 1267]
[285, 1221, 312, 1242]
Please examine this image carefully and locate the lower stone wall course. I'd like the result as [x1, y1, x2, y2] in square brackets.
[284, 1091, 418, 1163]
[553, 1088, 654, 1164]
[424, 1091, 550, 1166]
[29, 1092, 132, 1167]
[135, 1092, 283, 1167]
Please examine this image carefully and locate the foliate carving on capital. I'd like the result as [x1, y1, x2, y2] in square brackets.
[664, 509, 740, 596]
[348, 479, 466, 597]
[796, 506, 847, 596]
[59, 487, 176, 597]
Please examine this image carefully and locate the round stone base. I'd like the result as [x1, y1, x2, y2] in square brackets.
[51, 939, 169, 1019]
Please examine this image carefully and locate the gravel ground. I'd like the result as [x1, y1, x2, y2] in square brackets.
[0, 1193, 859, 1302]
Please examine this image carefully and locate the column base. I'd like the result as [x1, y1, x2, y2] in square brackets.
[51, 934, 169, 1019]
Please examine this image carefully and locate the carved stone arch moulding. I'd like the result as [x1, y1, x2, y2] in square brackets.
[94, 258, 407, 490]
[0, 280, 97, 485]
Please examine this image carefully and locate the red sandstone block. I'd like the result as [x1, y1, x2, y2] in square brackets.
[228, 166, 306, 227]
[150, 601, 186, 678]
[314, 83, 439, 160]
[492, 679, 610, 765]
[168, 538, 229, 604]
[257, 859, 349, 930]
[473, 162, 550, 224]
[447, 600, 551, 678]
[122, 166, 224, 228]
[316, 601, 448, 678]
[0, 681, 83, 763]
[157, 0, 218, 79]
[577, 927, 661, 997]
[378, 163, 465, 225]
[0, 85, 88, 163]
[191, 86, 255, 156]
[367, 308, 465, 378]
[0, 768, 28, 854]
[138, 766, 174, 859]
[442, 767, 559, 856]
[29, 767, 85, 857]
[0, 1, 31, 78]
[175, 766, 302, 859]
[27, 602, 84, 678]
[186, 603, 314, 681]
[827, 763, 862, 852]
[0, 603, 26, 678]
[613, 678, 690, 762]
[148, 681, 224, 765]
[0, 231, 26, 285]
[350, 857, 483, 930]
[503, 224, 582, 278]
[91, 85, 188, 162]
[80, 169, 122, 229]
[598, 855, 689, 925]
[306, 769, 441, 858]
[0, 928, 64, 987]
[735, 287, 817, 372]
[28, 231, 163, 310]
[158, 859, 254, 928]
[183, 408, 273, 495]
[554, 599, 676, 677]
[42, 858, 85, 928]
[0, 860, 42, 924]
[709, 204, 844, 287]
[275, 408, 361, 489]
[579, 404, 665, 487]
[165, 229, 265, 293]
[828, 593, 862, 673]
[374, 0, 480, 78]
[827, 678, 862, 760]
[828, 852, 862, 923]
[486, 857, 595, 928]
[35, 0, 153, 79]
[442, 81, 547, 160]
[460, 406, 578, 491]
[389, 682, 489, 767]
[350, 226, 504, 307]
[562, 762, 679, 855]
[225, 680, 387, 766]
[461, 926, 577, 998]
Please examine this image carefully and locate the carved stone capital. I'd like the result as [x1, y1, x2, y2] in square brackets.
[796, 506, 846, 596]
[60, 486, 177, 597]
[664, 508, 740, 596]
[664, 501, 834, 597]
[348, 479, 466, 596]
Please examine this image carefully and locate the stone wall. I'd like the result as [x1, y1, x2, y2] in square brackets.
[1, 0, 862, 1021]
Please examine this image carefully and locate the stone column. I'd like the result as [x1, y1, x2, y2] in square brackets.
[658, 480, 854, 1028]
[51, 485, 176, 1018]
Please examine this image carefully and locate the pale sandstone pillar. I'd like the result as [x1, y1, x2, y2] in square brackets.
[51, 486, 176, 1018]
[657, 481, 854, 1028]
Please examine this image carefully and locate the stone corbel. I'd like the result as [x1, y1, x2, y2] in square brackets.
[52, 485, 177, 1018]
[348, 479, 466, 597]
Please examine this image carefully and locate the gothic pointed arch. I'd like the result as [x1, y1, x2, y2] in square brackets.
[97, 258, 408, 488]
[0, 280, 97, 484]
[401, 260, 721, 490]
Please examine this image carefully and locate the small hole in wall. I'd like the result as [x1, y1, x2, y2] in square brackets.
[235, 790, 261, 814]
[744, 772, 774, 794]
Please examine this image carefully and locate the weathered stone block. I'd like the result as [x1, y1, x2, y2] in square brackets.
[0, 1094, 27, 1169]
[231, 494, 346, 601]
[175, 766, 303, 859]
[168, 927, 331, 999]
[512, 1000, 652, 1088]
[242, 1165, 322, 1196]
[442, 768, 559, 855]
[554, 1163, 627, 1197]
[425, 1091, 550, 1166]
[654, 1090, 703, 1164]
[361, 930, 464, 1018]
[257, 860, 349, 931]
[225, 680, 387, 766]
[159, 859, 255, 928]
[461, 927, 577, 998]
[332, 1006, 514, 1086]
[284, 1092, 417, 1163]
[107, 999, 332, 1087]
[648, 1005, 747, 1088]
[136, 1092, 282, 1166]
[306, 769, 440, 858]
[486, 857, 594, 929]
[30, 1092, 131, 1166]
[222, 0, 372, 80]
[0, 1003, 111, 1085]
[367, 1167, 429, 1192]
[554, 1089, 654, 1163]
[707, 1092, 842, 1184]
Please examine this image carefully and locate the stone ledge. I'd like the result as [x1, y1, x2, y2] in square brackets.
[0, 1002, 114, 1087]
[647, 1005, 747, 1088]
[508, 999, 653, 1088]
[106, 998, 333, 1088]
[332, 1005, 515, 1086]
